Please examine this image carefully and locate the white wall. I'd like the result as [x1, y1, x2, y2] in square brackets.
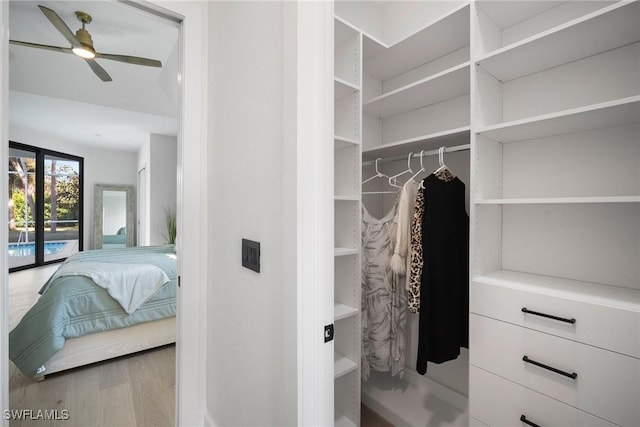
[207, 2, 297, 425]
[10, 125, 138, 250]
[150, 134, 177, 245]
[137, 134, 177, 246]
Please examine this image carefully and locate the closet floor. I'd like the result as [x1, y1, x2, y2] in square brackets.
[362, 404, 395, 427]
[362, 372, 468, 427]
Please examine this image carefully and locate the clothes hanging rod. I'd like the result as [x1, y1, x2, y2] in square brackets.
[362, 144, 470, 166]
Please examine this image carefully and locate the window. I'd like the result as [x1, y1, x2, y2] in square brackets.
[8, 142, 83, 271]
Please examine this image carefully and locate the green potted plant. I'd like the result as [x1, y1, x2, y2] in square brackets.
[162, 206, 177, 244]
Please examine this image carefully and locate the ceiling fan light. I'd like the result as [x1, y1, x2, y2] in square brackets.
[72, 46, 95, 59]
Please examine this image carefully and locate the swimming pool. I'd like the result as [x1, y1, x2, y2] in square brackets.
[8, 241, 68, 257]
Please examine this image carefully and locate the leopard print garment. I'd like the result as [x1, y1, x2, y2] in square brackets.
[434, 167, 456, 182]
[407, 189, 424, 313]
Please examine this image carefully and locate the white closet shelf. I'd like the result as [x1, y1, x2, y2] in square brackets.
[475, 2, 561, 33]
[335, 247, 359, 257]
[475, 196, 640, 205]
[334, 135, 359, 150]
[477, 96, 640, 143]
[334, 352, 358, 379]
[476, 1, 640, 82]
[473, 270, 640, 312]
[362, 35, 386, 63]
[363, 4, 469, 80]
[335, 302, 358, 321]
[335, 77, 359, 100]
[335, 16, 359, 46]
[362, 126, 470, 161]
[363, 62, 470, 118]
[334, 195, 359, 202]
[335, 413, 357, 427]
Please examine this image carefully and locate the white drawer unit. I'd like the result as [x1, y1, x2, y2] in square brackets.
[470, 314, 640, 427]
[469, 1, 640, 426]
[470, 366, 617, 427]
[470, 271, 640, 358]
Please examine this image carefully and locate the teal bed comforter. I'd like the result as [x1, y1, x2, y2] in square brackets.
[9, 244, 177, 378]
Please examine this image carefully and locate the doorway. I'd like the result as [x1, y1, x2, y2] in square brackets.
[1, 1, 208, 424]
[4, 0, 175, 425]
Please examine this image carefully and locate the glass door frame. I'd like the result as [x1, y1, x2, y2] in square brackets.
[8, 141, 83, 272]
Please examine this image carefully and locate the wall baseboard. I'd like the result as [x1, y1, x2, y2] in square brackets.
[203, 411, 216, 427]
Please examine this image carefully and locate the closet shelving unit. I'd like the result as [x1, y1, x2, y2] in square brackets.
[331, 0, 639, 425]
[470, 1, 640, 426]
[334, 16, 362, 427]
[335, 2, 473, 426]
[360, 3, 471, 162]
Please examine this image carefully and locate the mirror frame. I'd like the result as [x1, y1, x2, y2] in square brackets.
[94, 184, 136, 249]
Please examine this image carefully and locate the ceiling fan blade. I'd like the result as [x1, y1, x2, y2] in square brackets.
[85, 59, 112, 82]
[10, 40, 73, 54]
[38, 5, 82, 47]
[95, 52, 162, 68]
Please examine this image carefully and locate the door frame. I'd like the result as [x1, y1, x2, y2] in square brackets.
[137, 164, 148, 246]
[293, 1, 336, 425]
[0, 1, 209, 426]
[1, 1, 10, 418]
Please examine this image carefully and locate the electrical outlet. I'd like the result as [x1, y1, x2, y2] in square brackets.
[242, 239, 260, 273]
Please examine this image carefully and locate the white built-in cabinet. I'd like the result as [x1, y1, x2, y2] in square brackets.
[334, 18, 362, 427]
[334, 2, 472, 425]
[360, 3, 471, 162]
[332, 1, 639, 426]
[469, 1, 640, 427]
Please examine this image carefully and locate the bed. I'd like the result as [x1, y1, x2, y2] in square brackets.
[9, 244, 177, 379]
[102, 227, 127, 246]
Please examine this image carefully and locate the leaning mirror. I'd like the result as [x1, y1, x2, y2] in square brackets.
[94, 184, 135, 249]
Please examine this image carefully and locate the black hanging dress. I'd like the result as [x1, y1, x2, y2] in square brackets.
[416, 173, 469, 375]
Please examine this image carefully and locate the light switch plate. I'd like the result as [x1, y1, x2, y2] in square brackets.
[242, 239, 260, 273]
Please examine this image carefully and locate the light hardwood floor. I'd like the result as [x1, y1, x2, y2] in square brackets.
[8, 265, 175, 427]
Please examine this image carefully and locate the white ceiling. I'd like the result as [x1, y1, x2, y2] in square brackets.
[8, 0, 179, 151]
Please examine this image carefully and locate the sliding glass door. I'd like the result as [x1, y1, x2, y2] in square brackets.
[8, 142, 83, 271]
[8, 145, 37, 269]
[44, 153, 82, 263]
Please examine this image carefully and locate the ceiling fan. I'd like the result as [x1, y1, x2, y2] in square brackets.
[9, 5, 162, 82]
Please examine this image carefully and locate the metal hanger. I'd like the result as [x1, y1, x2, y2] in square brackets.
[362, 158, 389, 185]
[433, 146, 456, 181]
[387, 152, 414, 188]
[409, 150, 426, 182]
[362, 158, 400, 194]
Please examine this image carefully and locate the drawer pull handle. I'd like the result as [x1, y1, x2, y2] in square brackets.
[522, 307, 576, 324]
[520, 415, 541, 427]
[522, 355, 577, 379]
